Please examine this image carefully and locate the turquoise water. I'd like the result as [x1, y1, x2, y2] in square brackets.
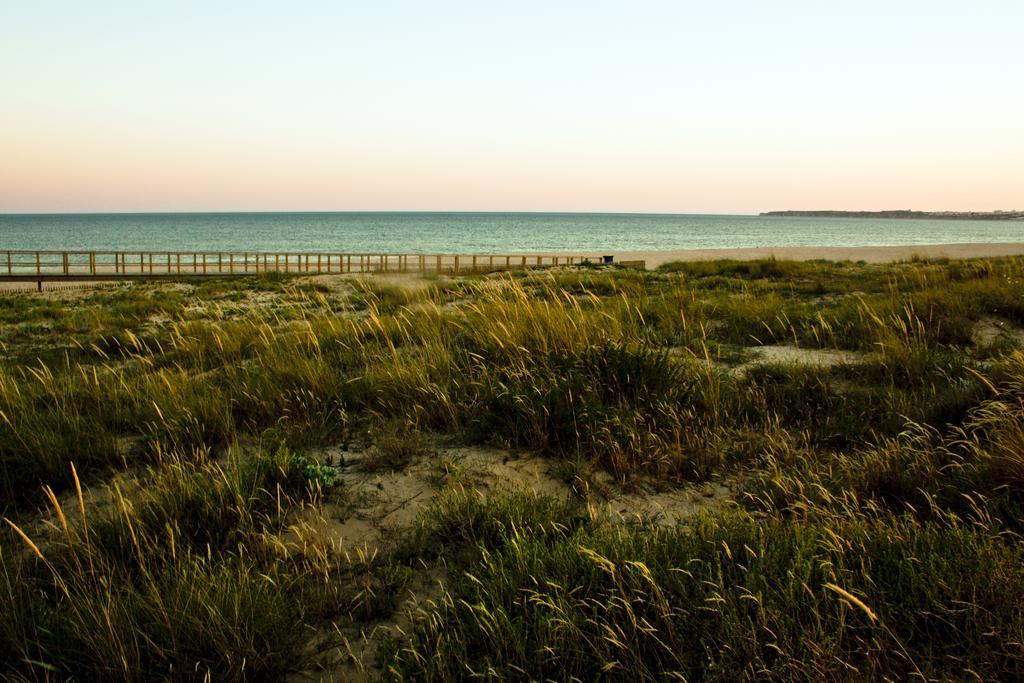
[0, 212, 1021, 253]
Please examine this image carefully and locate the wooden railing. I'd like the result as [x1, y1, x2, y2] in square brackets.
[1, 250, 609, 280]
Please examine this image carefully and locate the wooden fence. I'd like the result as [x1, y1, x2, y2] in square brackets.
[1, 250, 610, 281]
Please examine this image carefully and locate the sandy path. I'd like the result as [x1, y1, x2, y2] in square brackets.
[602, 242, 1024, 269]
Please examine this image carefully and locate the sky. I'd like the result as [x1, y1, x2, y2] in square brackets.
[1, 1, 1022, 214]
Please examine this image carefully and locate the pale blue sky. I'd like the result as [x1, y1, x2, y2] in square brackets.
[1, 1, 1022, 213]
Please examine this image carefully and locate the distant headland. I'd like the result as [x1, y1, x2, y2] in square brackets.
[760, 210, 1024, 220]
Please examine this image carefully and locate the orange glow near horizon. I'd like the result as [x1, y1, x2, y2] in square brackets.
[4, 128, 1020, 214]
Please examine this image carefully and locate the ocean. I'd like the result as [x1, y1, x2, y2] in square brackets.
[0, 212, 1021, 254]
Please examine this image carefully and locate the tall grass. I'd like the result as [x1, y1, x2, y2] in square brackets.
[0, 446, 341, 680]
[749, 350, 1024, 529]
[385, 489, 1024, 680]
[5, 260, 1024, 508]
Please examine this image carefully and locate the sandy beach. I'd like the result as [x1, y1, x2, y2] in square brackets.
[610, 242, 1024, 269]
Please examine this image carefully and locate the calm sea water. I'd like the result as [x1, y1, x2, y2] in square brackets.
[0, 212, 1021, 253]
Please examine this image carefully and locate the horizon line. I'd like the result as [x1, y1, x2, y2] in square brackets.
[2, 209, 764, 218]
[2, 208, 1017, 218]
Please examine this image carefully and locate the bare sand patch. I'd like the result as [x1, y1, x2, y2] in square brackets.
[297, 441, 739, 555]
[721, 344, 864, 377]
[751, 344, 862, 367]
[285, 441, 739, 680]
[450, 446, 570, 497]
[287, 444, 571, 556]
[594, 477, 736, 526]
[973, 316, 1024, 348]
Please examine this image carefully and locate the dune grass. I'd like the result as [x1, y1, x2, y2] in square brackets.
[384, 489, 1024, 681]
[2, 258, 1024, 679]
[0, 446, 336, 680]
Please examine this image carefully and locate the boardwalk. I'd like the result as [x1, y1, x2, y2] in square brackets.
[1, 250, 612, 282]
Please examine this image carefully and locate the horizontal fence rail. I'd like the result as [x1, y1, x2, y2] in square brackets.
[1, 250, 612, 281]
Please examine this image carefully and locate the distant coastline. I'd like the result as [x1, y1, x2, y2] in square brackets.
[761, 210, 1024, 221]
